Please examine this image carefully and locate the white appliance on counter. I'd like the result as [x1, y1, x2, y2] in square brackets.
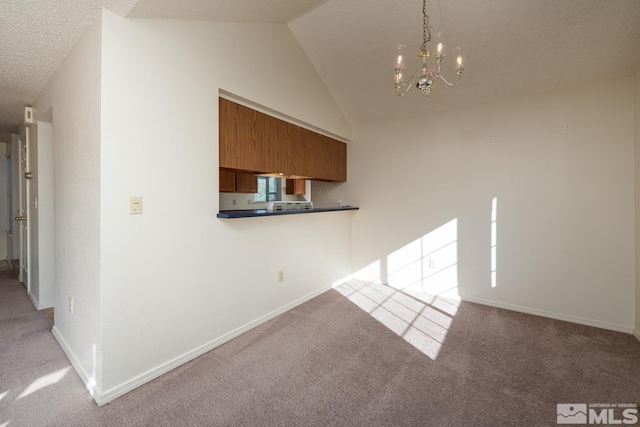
[269, 201, 313, 211]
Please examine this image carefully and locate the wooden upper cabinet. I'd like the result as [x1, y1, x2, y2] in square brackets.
[219, 169, 236, 192]
[236, 172, 258, 193]
[220, 98, 259, 172]
[269, 117, 292, 174]
[219, 98, 239, 170]
[219, 169, 258, 193]
[219, 97, 347, 182]
[319, 134, 347, 182]
[286, 179, 306, 195]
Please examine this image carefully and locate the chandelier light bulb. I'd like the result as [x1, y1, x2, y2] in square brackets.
[455, 54, 464, 72]
[395, 44, 406, 69]
[435, 32, 445, 59]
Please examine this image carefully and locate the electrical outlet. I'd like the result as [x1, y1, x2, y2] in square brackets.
[247, 199, 254, 205]
[69, 297, 74, 314]
[278, 270, 284, 283]
[232, 199, 236, 206]
[429, 258, 436, 269]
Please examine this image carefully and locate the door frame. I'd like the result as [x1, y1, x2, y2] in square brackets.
[17, 128, 30, 293]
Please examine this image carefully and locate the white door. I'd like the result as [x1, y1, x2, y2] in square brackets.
[17, 129, 30, 292]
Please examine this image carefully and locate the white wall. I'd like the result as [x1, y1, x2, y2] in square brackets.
[32, 20, 103, 395]
[98, 12, 352, 399]
[26, 120, 55, 309]
[635, 66, 640, 339]
[317, 77, 636, 332]
[28, 124, 39, 303]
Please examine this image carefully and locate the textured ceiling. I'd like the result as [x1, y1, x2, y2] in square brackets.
[289, 0, 640, 125]
[1, 0, 640, 139]
[128, 0, 328, 23]
[0, 0, 139, 137]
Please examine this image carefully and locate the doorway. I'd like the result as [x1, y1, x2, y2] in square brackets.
[17, 128, 30, 292]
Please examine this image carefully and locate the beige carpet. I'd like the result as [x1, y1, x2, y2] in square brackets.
[1, 270, 639, 426]
[0, 259, 12, 272]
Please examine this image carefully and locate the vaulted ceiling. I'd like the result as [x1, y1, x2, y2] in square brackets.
[1, 0, 640, 138]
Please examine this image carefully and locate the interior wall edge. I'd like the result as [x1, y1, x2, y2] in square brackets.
[27, 291, 54, 311]
[52, 326, 102, 404]
[461, 295, 634, 334]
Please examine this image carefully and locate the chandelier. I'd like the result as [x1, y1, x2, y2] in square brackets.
[394, 0, 464, 97]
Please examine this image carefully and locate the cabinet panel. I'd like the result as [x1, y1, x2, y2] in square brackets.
[270, 118, 293, 174]
[286, 179, 306, 195]
[219, 169, 236, 193]
[310, 128, 327, 179]
[319, 135, 347, 182]
[236, 172, 258, 193]
[219, 98, 240, 170]
[220, 98, 262, 172]
[309, 131, 330, 180]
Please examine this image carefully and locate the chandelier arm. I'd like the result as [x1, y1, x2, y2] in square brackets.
[436, 73, 462, 86]
[395, 77, 417, 96]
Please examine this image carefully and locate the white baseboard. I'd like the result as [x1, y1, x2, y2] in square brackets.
[633, 329, 640, 342]
[96, 284, 334, 406]
[52, 326, 102, 401]
[460, 295, 634, 334]
[28, 291, 54, 310]
[27, 292, 38, 310]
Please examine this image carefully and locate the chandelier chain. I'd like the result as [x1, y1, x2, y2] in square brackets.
[421, 0, 431, 52]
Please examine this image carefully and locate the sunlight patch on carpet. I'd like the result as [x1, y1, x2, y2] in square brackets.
[17, 367, 71, 400]
[335, 219, 461, 360]
[336, 280, 459, 360]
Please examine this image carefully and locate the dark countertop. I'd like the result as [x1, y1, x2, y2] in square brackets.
[217, 206, 359, 219]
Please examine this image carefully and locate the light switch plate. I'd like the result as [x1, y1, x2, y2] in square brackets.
[129, 196, 142, 214]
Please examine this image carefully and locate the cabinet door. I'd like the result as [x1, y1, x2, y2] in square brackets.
[323, 135, 347, 182]
[219, 98, 238, 170]
[236, 172, 258, 193]
[286, 179, 306, 195]
[288, 124, 309, 178]
[270, 118, 293, 175]
[219, 169, 236, 192]
[294, 179, 306, 195]
[220, 98, 262, 172]
[299, 127, 320, 179]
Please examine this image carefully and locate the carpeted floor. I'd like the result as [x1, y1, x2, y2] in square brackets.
[0, 260, 12, 272]
[1, 270, 639, 426]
